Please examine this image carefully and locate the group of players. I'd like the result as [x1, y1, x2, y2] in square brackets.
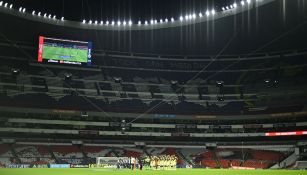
[143, 155, 178, 170]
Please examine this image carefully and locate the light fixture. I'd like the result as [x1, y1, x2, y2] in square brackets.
[100, 21, 103, 25]
[89, 20, 92, 24]
[128, 20, 132, 26]
[95, 20, 98, 24]
[145, 20, 148, 25]
[48, 14, 51, 18]
[154, 19, 157, 24]
[247, 0, 251, 4]
[22, 8, 26, 13]
[171, 17, 174, 22]
[43, 13, 47, 18]
[82, 19, 86, 24]
[185, 15, 189, 20]
[9, 4, 12, 9]
[32, 10, 35, 15]
[0, 1, 3, 6]
[150, 19, 154, 24]
[123, 20, 127, 26]
[199, 13, 203, 17]
[160, 19, 163, 23]
[4, 2, 7, 7]
[192, 13, 196, 19]
[233, 3, 238, 8]
[165, 18, 168, 22]
[226, 6, 229, 9]
[117, 20, 121, 26]
[179, 16, 183, 21]
[222, 7, 225, 11]
[241, 1, 245, 5]
[18, 7, 22, 12]
[111, 21, 115, 25]
[206, 10, 210, 16]
[211, 9, 215, 15]
[106, 20, 109, 25]
[53, 15, 56, 19]
[38, 12, 41, 16]
[61, 17, 64, 21]
[138, 21, 141, 25]
[230, 5, 233, 8]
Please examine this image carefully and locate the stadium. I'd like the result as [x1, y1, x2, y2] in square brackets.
[0, 0, 307, 174]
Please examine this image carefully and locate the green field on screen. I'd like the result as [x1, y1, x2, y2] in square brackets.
[0, 169, 307, 175]
[42, 45, 88, 62]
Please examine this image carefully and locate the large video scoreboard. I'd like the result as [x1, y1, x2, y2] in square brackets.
[38, 36, 92, 66]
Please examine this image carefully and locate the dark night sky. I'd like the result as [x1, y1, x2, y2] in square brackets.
[5, 0, 230, 22]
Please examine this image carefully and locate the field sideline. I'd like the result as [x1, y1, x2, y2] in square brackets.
[0, 168, 307, 175]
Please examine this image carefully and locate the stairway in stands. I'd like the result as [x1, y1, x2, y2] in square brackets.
[176, 149, 194, 166]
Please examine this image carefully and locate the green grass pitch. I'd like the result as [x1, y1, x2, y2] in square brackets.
[0, 168, 307, 175]
[42, 45, 88, 63]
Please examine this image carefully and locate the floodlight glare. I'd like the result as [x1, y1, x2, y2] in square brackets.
[230, 5, 233, 8]
[138, 21, 141, 25]
[128, 20, 132, 26]
[199, 13, 203, 17]
[206, 10, 210, 16]
[48, 14, 51, 18]
[171, 17, 174, 22]
[165, 18, 168, 22]
[0, 1, 3, 6]
[247, 0, 251, 4]
[117, 21, 121, 26]
[123, 21, 127, 26]
[9, 4, 12, 9]
[222, 7, 225, 11]
[38, 12, 41, 16]
[111, 21, 115, 25]
[94, 20, 98, 24]
[211, 9, 216, 15]
[53, 15, 56, 19]
[19, 7, 22, 12]
[192, 13, 196, 19]
[106, 21, 109, 25]
[22, 8, 26, 13]
[185, 15, 189, 20]
[100, 21, 103, 25]
[32, 11, 35, 15]
[145, 20, 148, 25]
[179, 16, 183, 21]
[61, 17, 64, 21]
[4, 2, 7, 7]
[89, 20, 92, 24]
[241, 1, 245, 5]
[234, 3, 238, 8]
[226, 6, 229, 9]
[160, 19, 163, 23]
[150, 19, 154, 24]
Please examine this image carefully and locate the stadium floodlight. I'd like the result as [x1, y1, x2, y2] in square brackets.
[222, 7, 225, 11]
[199, 12, 203, 17]
[43, 13, 47, 18]
[9, 4, 12, 9]
[48, 14, 51, 19]
[185, 15, 189, 20]
[144, 20, 148, 25]
[233, 3, 238, 8]
[53, 15, 56, 19]
[128, 20, 132, 26]
[111, 21, 115, 25]
[123, 20, 126, 26]
[189, 14, 192, 19]
[241, 1, 245, 5]
[32, 11, 35, 15]
[117, 20, 121, 26]
[89, 20, 92, 24]
[138, 21, 141, 25]
[22, 8, 26, 13]
[226, 6, 229, 9]
[95, 20, 98, 24]
[160, 19, 163, 23]
[4, 2, 7, 8]
[206, 10, 210, 16]
[38, 12, 41, 16]
[61, 17, 64, 21]
[82, 19, 86, 24]
[212, 9, 216, 15]
[154, 19, 157, 24]
[247, 0, 251, 4]
[18, 7, 22, 12]
[0, 1, 3, 6]
[192, 13, 196, 19]
[100, 20, 103, 25]
[230, 5, 233, 8]
[179, 16, 183, 21]
[106, 20, 109, 25]
[171, 17, 174, 22]
[150, 19, 154, 24]
[165, 18, 168, 22]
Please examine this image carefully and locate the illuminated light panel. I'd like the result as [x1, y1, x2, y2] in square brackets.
[265, 131, 307, 137]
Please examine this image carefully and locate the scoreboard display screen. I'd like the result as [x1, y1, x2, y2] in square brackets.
[38, 36, 92, 66]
